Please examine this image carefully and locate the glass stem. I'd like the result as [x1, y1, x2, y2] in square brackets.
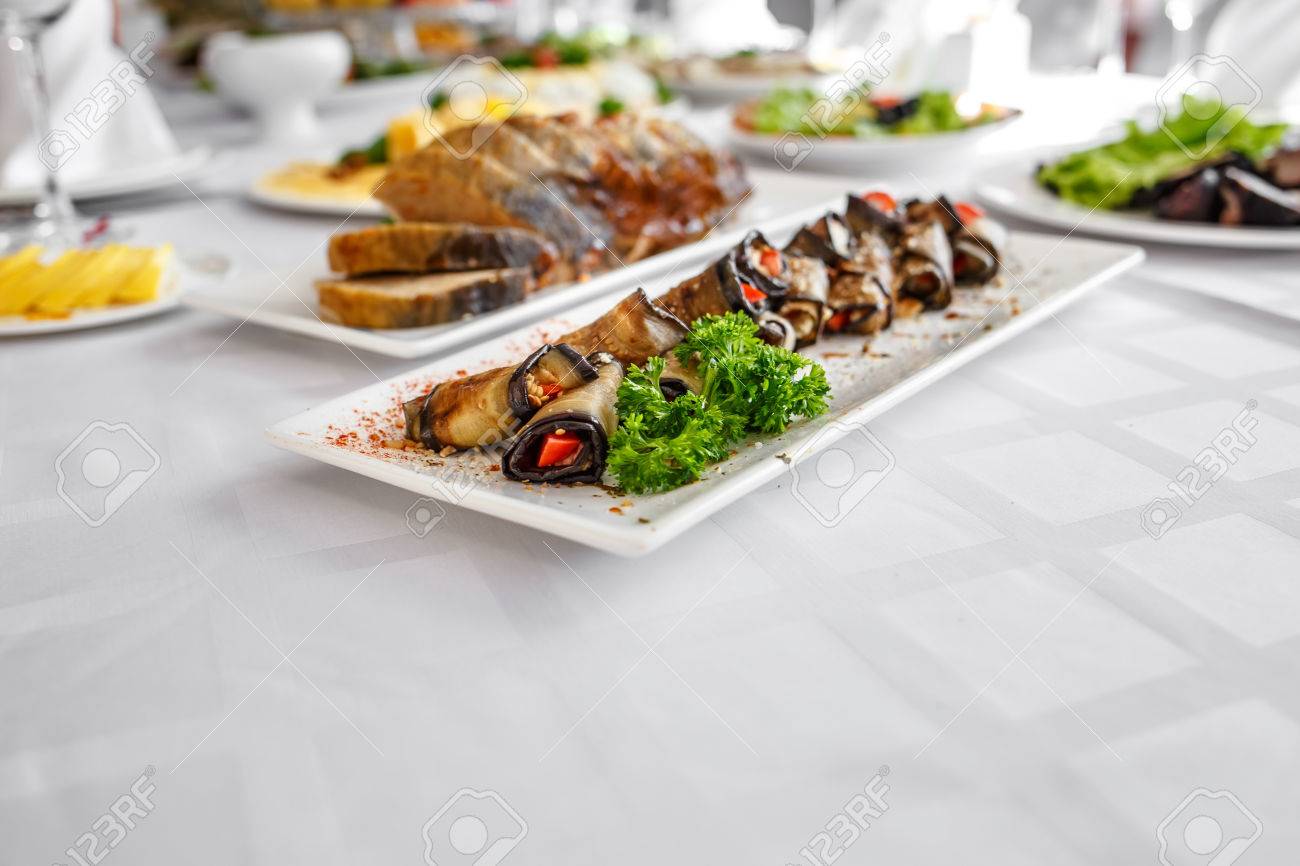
[11, 24, 79, 245]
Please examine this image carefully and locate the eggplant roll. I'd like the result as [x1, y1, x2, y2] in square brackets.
[777, 254, 831, 348]
[657, 249, 770, 325]
[403, 343, 596, 451]
[951, 212, 1006, 284]
[658, 353, 704, 401]
[502, 353, 624, 484]
[784, 212, 857, 268]
[1219, 166, 1300, 226]
[557, 288, 689, 366]
[844, 193, 903, 238]
[904, 196, 960, 234]
[895, 220, 955, 310]
[731, 230, 789, 301]
[755, 311, 797, 351]
[827, 233, 893, 335]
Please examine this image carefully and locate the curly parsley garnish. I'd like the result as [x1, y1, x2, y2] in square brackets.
[608, 313, 830, 493]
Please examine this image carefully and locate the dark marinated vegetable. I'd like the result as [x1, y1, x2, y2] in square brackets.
[403, 344, 595, 451]
[502, 353, 624, 484]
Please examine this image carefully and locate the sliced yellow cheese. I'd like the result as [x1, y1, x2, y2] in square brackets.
[113, 244, 172, 304]
[0, 247, 43, 314]
[2, 250, 82, 314]
[0, 244, 172, 316]
[387, 109, 434, 161]
[70, 245, 140, 309]
[35, 243, 128, 312]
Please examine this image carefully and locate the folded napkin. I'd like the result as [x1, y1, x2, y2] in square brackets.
[0, 0, 180, 189]
[1206, 0, 1300, 119]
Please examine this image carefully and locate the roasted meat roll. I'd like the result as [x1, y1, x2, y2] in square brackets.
[327, 223, 558, 280]
[657, 353, 704, 401]
[403, 344, 596, 451]
[502, 353, 624, 484]
[895, 220, 955, 310]
[827, 232, 893, 336]
[557, 289, 689, 367]
[777, 254, 831, 348]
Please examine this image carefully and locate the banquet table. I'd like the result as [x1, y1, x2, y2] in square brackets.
[3, 74, 1299, 866]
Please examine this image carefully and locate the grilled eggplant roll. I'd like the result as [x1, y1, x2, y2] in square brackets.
[827, 232, 893, 336]
[502, 353, 624, 484]
[755, 311, 798, 350]
[946, 202, 1006, 284]
[895, 220, 955, 310]
[777, 254, 831, 348]
[557, 288, 689, 367]
[658, 353, 704, 401]
[657, 245, 773, 325]
[732, 230, 790, 302]
[403, 344, 596, 451]
[784, 212, 857, 269]
[845, 193, 904, 239]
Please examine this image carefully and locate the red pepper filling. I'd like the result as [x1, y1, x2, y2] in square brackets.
[827, 310, 850, 332]
[541, 382, 564, 398]
[741, 282, 767, 305]
[758, 246, 782, 276]
[864, 191, 897, 213]
[536, 431, 582, 468]
[954, 201, 984, 223]
[871, 95, 902, 109]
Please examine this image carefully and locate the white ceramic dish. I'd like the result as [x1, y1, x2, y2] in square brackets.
[183, 198, 836, 359]
[0, 147, 213, 206]
[246, 181, 389, 218]
[974, 159, 1300, 250]
[662, 71, 831, 105]
[267, 230, 1144, 556]
[728, 112, 1019, 173]
[0, 252, 225, 336]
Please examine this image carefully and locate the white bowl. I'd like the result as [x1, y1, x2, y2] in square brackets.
[203, 30, 351, 143]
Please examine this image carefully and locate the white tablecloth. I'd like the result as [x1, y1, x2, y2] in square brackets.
[3, 75, 1299, 866]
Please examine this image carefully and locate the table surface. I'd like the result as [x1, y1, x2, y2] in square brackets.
[3, 74, 1299, 866]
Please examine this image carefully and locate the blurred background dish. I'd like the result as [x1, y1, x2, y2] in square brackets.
[201, 29, 351, 142]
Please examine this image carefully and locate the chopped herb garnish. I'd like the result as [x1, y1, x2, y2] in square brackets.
[608, 312, 830, 493]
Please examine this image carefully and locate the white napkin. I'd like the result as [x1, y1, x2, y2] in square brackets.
[1206, 0, 1300, 119]
[0, 0, 180, 189]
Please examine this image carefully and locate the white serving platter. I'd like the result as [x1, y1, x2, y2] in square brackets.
[728, 112, 1020, 173]
[183, 197, 839, 359]
[975, 158, 1300, 250]
[664, 70, 831, 105]
[267, 230, 1144, 556]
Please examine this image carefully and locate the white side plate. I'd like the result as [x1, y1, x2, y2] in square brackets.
[728, 113, 1019, 172]
[267, 231, 1144, 556]
[0, 253, 226, 336]
[247, 181, 389, 218]
[0, 148, 214, 206]
[183, 198, 839, 359]
[975, 159, 1300, 250]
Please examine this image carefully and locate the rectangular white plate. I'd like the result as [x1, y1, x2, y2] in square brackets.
[183, 192, 838, 359]
[267, 231, 1144, 556]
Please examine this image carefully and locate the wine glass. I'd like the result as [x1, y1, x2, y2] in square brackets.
[0, 0, 82, 255]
